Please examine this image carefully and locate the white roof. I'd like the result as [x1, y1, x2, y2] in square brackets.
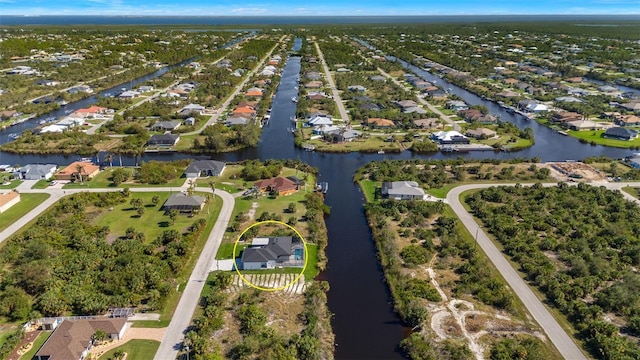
[40, 124, 66, 133]
[314, 125, 340, 133]
[308, 117, 333, 126]
[252, 238, 270, 246]
[432, 130, 467, 141]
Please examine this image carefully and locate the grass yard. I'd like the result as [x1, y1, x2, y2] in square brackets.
[622, 187, 639, 199]
[19, 331, 51, 360]
[358, 180, 379, 203]
[568, 129, 640, 148]
[98, 340, 160, 360]
[301, 129, 402, 153]
[0, 179, 21, 189]
[0, 193, 50, 232]
[31, 179, 51, 189]
[64, 167, 187, 189]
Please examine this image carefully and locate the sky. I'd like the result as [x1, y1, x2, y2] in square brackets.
[1, 0, 639, 16]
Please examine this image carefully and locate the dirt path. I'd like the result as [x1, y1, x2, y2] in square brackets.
[92, 326, 166, 358]
[247, 202, 258, 219]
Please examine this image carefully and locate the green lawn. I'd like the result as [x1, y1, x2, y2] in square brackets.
[19, 331, 51, 360]
[32, 179, 51, 189]
[131, 193, 223, 328]
[0, 193, 50, 232]
[568, 129, 640, 148]
[98, 340, 160, 360]
[425, 183, 459, 198]
[64, 168, 187, 189]
[92, 192, 214, 243]
[0, 179, 21, 189]
[358, 180, 380, 202]
[622, 187, 639, 199]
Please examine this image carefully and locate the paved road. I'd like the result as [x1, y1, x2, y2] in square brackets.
[377, 67, 461, 131]
[314, 41, 350, 124]
[446, 181, 640, 360]
[153, 187, 234, 360]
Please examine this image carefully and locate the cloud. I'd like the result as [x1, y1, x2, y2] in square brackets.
[230, 7, 269, 14]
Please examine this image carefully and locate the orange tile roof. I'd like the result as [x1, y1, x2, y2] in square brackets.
[75, 106, 107, 114]
[234, 106, 256, 114]
[57, 161, 100, 177]
[367, 118, 395, 127]
[246, 90, 263, 97]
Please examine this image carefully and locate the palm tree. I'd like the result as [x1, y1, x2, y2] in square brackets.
[208, 181, 216, 194]
[75, 164, 85, 183]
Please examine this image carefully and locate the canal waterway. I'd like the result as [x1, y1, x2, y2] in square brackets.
[2, 37, 640, 359]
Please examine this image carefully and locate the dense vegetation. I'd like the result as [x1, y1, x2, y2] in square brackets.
[0, 191, 208, 319]
[354, 158, 550, 191]
[185, 273, 334, 360]
[466, 183, 640, 359]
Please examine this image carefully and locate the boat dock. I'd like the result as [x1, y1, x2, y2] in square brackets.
[439, 144, 495, 153]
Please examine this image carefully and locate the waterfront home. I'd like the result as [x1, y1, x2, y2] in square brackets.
[424, 88, 448, 99]
[307, 92, 328, 100]
[254, 177, 298, 196]
[118, 90, 140, 99]
[518, 100, 549, 113]
[446, 100, 469, 111]
[67, 85, 93, 94]
[307, 114, 333, 127]
[604, 127, 638, 141]
[73, 106, 110, 118]
[305, 80, 324, 89]
[305, 71, 322, 80]
[551, 111, 583, 123]
[35, 318, 127, 360]
[13, 164, 58, 180]
[183, 160, 226, 178]
[55, 161, 100, 181]
[162, 193, 206, 213]
[313, 125, 340, 135]
[466, 128, 497, 139]
[233, 106, 257, 119]
[246, 87, 264, 97]
[325, 128, 361, 143]
[431, 131, 470, 144]
[147, 134, 180, 146]
[241, 237, 304, 270]
[381, 181, 427, 200]
[224, 116, 250, 126]
[628, 156, 640, 169]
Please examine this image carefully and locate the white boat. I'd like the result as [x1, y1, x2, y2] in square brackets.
[377, 150, 385, 154]
[291, 97, 298, 103]
[38, 120, 46, 125]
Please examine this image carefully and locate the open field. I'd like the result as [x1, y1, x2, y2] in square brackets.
[63, 167, 187, 189]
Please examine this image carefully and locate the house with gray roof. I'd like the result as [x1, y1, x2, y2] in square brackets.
[147, 134, 180, 146]
[184, 160, 226, 178]
[150, 120, 181, 132]
[241, 237, 304, 270]
[224, 116, 250, 126]
[381, 181, 427, 200]
[13, 164, 58, 180]
[604, 127, 638, 141]
[162, 193, 206, 213]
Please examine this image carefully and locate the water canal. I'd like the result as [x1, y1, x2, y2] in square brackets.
[1, 37, 639, 359]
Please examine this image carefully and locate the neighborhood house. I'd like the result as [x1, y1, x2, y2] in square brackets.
[241, 237, 304, 270]
[13, 164, 58, 180]
[254, 177, 298, 196]
[35, 318, 128, 360]
[183, 160, 226, 178]
[382, 181, 427, 200]
[162, 193, 206, 213]
[55, 161, 100, 181]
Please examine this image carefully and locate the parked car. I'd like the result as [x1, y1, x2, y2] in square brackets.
[49, 180, 58, 186]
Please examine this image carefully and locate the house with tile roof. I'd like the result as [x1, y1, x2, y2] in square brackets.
[254, 177, 298, 196]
